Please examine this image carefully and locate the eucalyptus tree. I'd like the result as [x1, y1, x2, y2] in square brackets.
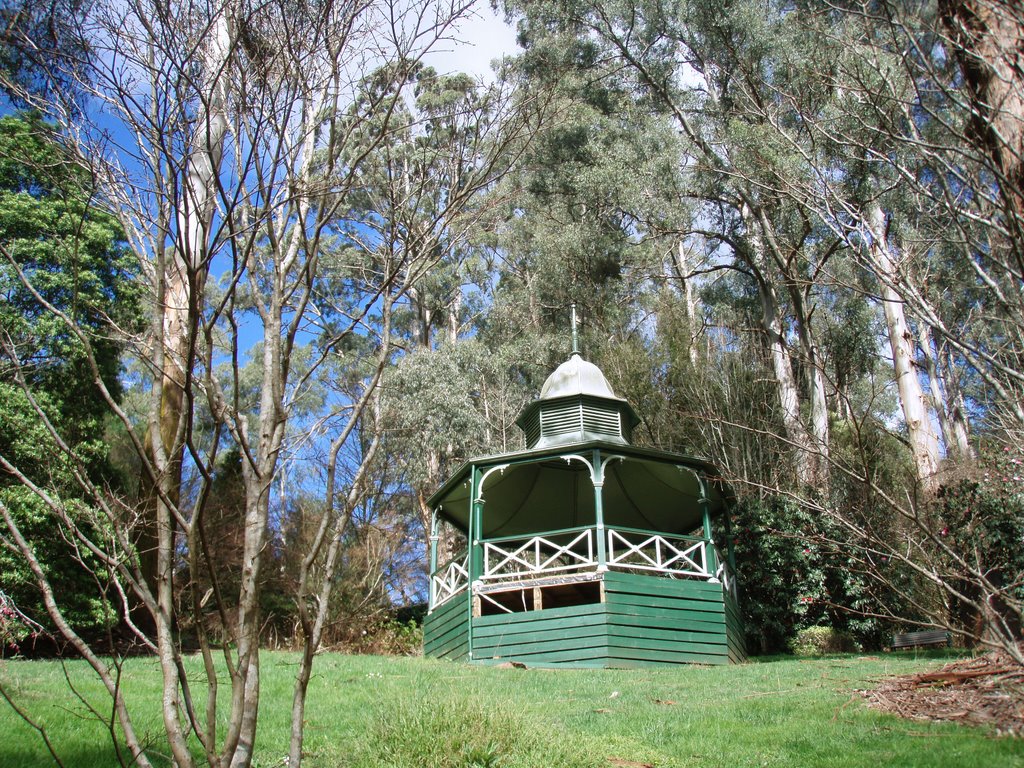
[330, 61, 534, 549]
[482, 16, 690, 424]
[502, 0, 837, 487]
[0, 0, 488, 766]
[789, 0, 1024, 656]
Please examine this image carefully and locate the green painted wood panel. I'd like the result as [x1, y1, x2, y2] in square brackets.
[606, 643, 729, 665]
[424, 592, 470, 660]
[474, 602, 601, 628]
[475, 620, 606, 647]
[604, 571, 724, 599]
[474, 611, 606, 640]
[479, 644, 610, 664]
[430, 573, 745, 667]
[604, 608, 728, 634]
[606, 623, 727, 648]
[607, 629, 728, 655]
[425, 607, 468, 643]
[476, 632, 607, 658]
[605, 593, 725, 616]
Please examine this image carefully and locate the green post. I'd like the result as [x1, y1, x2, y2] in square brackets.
[428, 510, 439, 611]
[722, 506, 738, 574]
[698, 474, 718, 578]
[466, 466, 482, 660]
[592, 449, 607, 571]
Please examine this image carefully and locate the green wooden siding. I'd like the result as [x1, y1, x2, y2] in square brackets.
[724, 592, 746, 664]
[424, 592, 470, 660]
[424, 574, 746, 667]
[603, 571, 732, 666]
[474, 604, 607, 664]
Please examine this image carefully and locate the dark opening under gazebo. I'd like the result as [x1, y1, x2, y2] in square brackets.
[423, 347, 746, 667]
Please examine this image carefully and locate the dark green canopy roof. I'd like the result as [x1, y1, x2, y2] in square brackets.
[429, 440, 731, 539]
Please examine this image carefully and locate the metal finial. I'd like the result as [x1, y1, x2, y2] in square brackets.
[570, 303, 580, 356]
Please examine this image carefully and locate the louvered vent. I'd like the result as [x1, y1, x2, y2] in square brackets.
[540, 402, 583, 439]
[582, 404, 621, 439]
[523, 415, 541, 448]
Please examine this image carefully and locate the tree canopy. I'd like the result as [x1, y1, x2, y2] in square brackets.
[0, 0, 1022, 765]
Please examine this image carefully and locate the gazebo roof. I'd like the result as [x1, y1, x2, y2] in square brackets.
[515, 353, 640, 450]
[429, 318, 731, 539]
[538, 353, 621, 400]
[428, 439, 732, 538]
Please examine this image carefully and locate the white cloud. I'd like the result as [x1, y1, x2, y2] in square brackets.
[424, 4, 520, 81]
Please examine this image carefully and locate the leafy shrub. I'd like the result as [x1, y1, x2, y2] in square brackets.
[347, 618, 424, 656]
[932, 443, 1024, 641]
[731, 494, 904, 654]
[790, 625, 860, 656]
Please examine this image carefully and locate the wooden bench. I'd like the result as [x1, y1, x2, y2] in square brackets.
[891, 629, 951, 650]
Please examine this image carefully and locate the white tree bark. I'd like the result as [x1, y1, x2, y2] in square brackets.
[743, 204, 818, 486]
[867, 204, 941, 488]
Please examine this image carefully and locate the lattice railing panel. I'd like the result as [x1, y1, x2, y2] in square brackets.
[483, 530, 595, 580]
[606, 530, 709, 577]
[431, 552, 469, 608]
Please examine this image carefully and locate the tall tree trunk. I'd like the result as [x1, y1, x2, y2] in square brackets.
[939, 343, 975, 459]
[868, 204, 941, 489]
[672, 241, 700, 366]
[742, 205, 818, 486]
[941, 0, 1024, 222]
[918, 323, 974, 460]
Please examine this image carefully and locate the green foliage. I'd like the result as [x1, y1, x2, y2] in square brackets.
[732, 495, 816, 654]
[932, 443, 1024, 631]
[0, 114, 139, 642]
[733, 494, 905, 654]
[791, 625, 861, 656]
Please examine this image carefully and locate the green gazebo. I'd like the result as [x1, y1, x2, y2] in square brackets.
[423, 344, 745, 668]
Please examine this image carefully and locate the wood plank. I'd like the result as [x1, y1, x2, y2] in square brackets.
[604, 592, 725, 615]
[606, 624, 727, 646]
[607, 644, 729, 665]
[428, 631, 469, 659]
[603, 571, 724, 598]
[424, 594, 470, 637]
[474, 657, 608, 669]
[425, 625, 468, 655]
[425, 613, 468, 646]
[432, 640, 468, 661]
[427, 592, 469, 622]
[606, 631, 728, 655]
[481, 644, 609, 664]
[425, 619, 469, 651]
[603, 602, 725, 624]
[606, 655, 725, 669]
[473, 626, 606, 655]
[473, 611, 606, 639]
[474, 602, 601, 628]
[604, 610, 727, 634]
[425, 609, 468, 643]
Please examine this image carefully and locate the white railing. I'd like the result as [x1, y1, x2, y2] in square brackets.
[716, 558, 738, 600]
[467, 526, 737, 598]
[483, 528, 595, 580]
[431, 552, 469, 609]
[606, 529, 710, 578]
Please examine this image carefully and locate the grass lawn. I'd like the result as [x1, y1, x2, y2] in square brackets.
[0, 651, 1019, 767]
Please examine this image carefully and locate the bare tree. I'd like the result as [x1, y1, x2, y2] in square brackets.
[0, 0, 509, 766]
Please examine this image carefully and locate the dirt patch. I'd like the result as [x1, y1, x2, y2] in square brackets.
[862, 649, 1024, 737]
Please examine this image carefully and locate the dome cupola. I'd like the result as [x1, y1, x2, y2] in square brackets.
[515, 309, 639, 449]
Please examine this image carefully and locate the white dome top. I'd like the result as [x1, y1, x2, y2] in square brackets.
[539, 353, 620, 400]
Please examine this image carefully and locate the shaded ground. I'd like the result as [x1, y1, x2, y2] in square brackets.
[863, 649, 1024, 737]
